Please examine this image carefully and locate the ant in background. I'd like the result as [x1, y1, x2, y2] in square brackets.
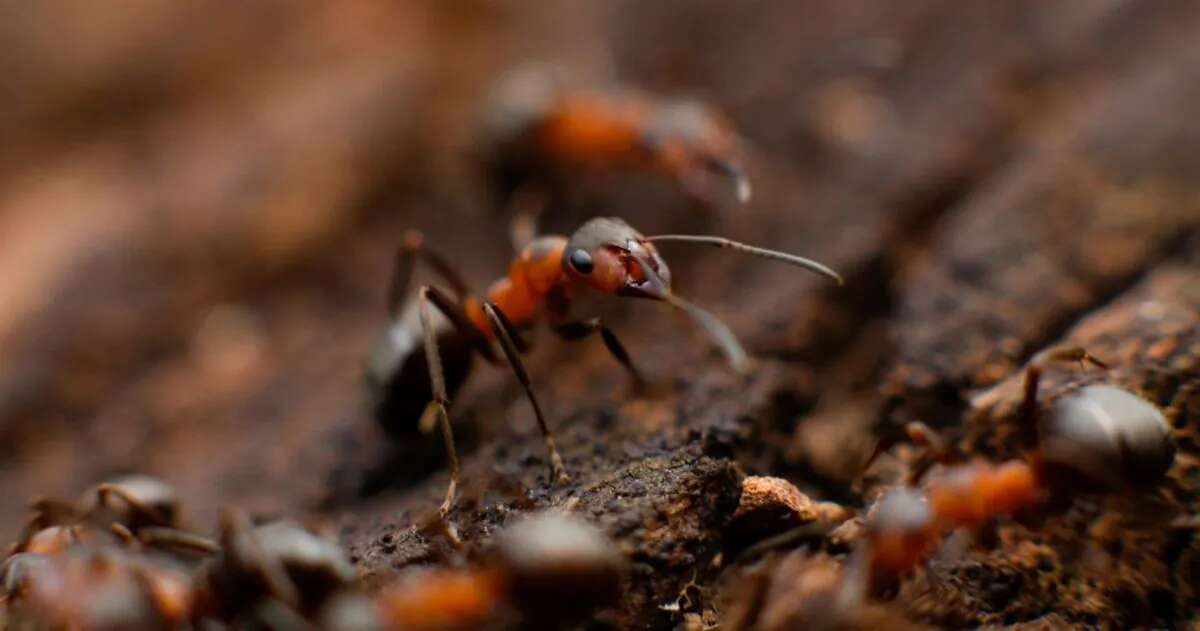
[193, 508, 358, 628]
[12, 475, 217, 557]
[366, 216, 842, 537]
[860, 345, 1176, 583]
[2, 476, 218, 629]
[477, 65, 753, 251]
[3, 545, 197, 630]
[321, 511, 623, 631]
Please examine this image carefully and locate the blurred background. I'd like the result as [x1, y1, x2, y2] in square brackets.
[1, 0, 1198, 553]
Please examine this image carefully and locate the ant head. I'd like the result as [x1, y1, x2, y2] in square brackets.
[869, 488, 932, 538]
[866, 488, 935, 575]
[642, 100, 750, 203]
[1042, 384, 1175, 490]
[564, 217, 672, 299]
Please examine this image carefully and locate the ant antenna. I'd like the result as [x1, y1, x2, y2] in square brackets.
[630, 252, 750, 373]
[646, 235, 843, 285]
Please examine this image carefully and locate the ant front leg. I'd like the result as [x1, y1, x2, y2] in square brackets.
[218, 508, 301, 610]
[95, 484, 170, 528]
[903, 421, 959, 485]
[1017, 345, 1108, 449]
[553, 319, 645, 390]
[388, 230, 473, 317]
[137, 526, 220, 555]
[482, 302, 571, 485]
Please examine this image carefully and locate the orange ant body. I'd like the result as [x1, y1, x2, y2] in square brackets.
[366, 217, 842, 533]
[479, 67, 752, 247]
[865, 459, 1041, 577]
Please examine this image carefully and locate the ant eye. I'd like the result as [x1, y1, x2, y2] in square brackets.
[569, 249, 594, 274]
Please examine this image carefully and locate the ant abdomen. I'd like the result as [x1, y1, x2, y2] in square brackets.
[1040, 384, 1175, 491]
[366, 308, 474, 438]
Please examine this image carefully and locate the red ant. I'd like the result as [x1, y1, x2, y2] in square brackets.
[478, 66, 752, 248]
[319, 512, 623, 631]
[12, 475, 217, 557]
[860, 345, 1176, 581]
[366, 217, 842, 534]
[2, 545, 197, 630]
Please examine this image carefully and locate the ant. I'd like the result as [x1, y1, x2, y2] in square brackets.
[2, 476, 222, 629]
[12, 475, 218, 558]
[2, 543, 197, 629]
[193, 508, 358, 627]
[322, 512, 623, 631]
[860, 345, 1176, 582]
[478, 66, 753, 249]
[366, 217, 842, 533]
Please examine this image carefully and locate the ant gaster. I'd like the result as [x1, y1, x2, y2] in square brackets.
[367, 217, 842, 534]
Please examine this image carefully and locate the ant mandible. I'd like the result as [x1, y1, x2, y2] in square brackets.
[366, 217, 842, 531]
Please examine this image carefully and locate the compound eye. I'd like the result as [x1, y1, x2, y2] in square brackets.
[568, 249, 594, 274]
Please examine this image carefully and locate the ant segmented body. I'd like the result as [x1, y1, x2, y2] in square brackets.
[366, 217, 842, 533]
[860, 345, 1177, 581]
[479, 66, 753, 249]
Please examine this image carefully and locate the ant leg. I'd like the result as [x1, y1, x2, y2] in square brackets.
[388, 231, 473, 316]
[219, 508, 301, 609]
[553, 319, 645, 388]
[507, 186, 548, 253]
[110, 522, 138, 545]
[138, 526, 220, 554]
[1016, 346, 1108, 452]
[483, 302, 571, 485]
[95, 484, 170, 527]
[1018, 345, 1108, 448]
[904, 421, 954, 485]
[417, 287, 464, 520]
[28, 498, 81, 528]
[1164, 380, 1197, 430]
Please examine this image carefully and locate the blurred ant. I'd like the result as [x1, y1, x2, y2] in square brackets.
[13, 475, 217, 557]
[859, 345, 1177, 582]
[478, 66, 753, 250]
[321, 512, 623, 631]
[194, 508, 358, 627]
[366, 217, 842, 534]
[2, 545, 196, 629]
